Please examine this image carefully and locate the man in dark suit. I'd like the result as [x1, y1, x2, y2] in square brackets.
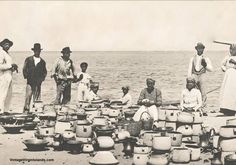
[23, 43, 47, 112]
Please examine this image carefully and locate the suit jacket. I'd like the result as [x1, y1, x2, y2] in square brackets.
[23, 56, 47, 85]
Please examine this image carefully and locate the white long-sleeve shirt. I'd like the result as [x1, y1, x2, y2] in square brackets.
[188, 55, 213, 77]
[180, 88, 202, 111]
[0, 49, 12, 77]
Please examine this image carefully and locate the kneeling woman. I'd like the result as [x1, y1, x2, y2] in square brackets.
[133, 78, 162, 126]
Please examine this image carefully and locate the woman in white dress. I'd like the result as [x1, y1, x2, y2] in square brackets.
[220, 44, 236, 115]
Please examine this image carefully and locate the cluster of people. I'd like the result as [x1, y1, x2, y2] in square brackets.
[0, 38, 236, 119]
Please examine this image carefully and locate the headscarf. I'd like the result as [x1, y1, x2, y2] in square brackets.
[146, 78, 155, 84]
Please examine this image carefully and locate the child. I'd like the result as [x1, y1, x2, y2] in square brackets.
[74, 62, 92, 103]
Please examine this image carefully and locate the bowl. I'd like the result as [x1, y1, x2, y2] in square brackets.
[24, 122, 38, 130]
[23, 139, 49, 151]
[0, 115, 16, 125]
[124, 110, 136, 118]
[2, 124, 24, 134]
[95, 125, 115, 137]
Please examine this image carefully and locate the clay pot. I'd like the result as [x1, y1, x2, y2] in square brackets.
[109, 109, 120, 117]
[38, 126, 55, 136]
[133, 153, 150, 165]
[192, 123, 203, 135]
[224, 153, 236, 165]
[92, 116, 108, 126]
[166, 131, 182, 146]
[177, 112, 194, 123]
[140, 131, 161, 147]
[219, 125, 236, 138]
[97, 136, 114, 149]
[166, 110, 179, 122]
[186, 145, 201, 161]
[220, 138, 236, 152]
[192, 111, 203, 123]
[177, 124, 193, 136]
[62, 129, 75, 141]
[171, 148, 191, 163]
[226, 118, 236, 126]
[148, 153, 170, 165]
[158, 109, 166, 121]
[76, 123, 92, 138]
[152, 136, 171, 151]
[134, 145, 151, 154]
[82, 143, 94, 153]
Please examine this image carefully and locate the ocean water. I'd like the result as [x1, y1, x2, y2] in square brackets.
[10, 51, 227, 112]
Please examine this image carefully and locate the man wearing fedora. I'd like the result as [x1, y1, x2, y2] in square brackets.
[23, 43, 47, 112]
[0, 38, 17, 114]
[188, 42, 213, 113]
[51, 47, 76, 104]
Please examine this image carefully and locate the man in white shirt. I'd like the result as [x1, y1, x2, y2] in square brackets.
[188, 43, 213, 111]
[75, 62, 92, 103]
[0, 39, 17, 114]
[120, 86, 132, 109]
[180, 77, 202, 111]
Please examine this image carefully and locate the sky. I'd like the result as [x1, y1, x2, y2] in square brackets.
[0, 1, 236, 51]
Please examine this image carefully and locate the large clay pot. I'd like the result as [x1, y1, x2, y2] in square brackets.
[38, 126, 55, 136]
[166, 110, 179, 122]
[171, 148, 191, 163]
[133, 153, 150, 165]
[152, 136, 171, 151]
[177, 111, 194, 123]
[97, 136, 114, 149]
[177, 124, 193, 136]
[219, 125, 236, 138]
[76, 123, 92, 138]
[55, 120, 72, 134]
[220, 138, 236, 152]
[148, 153, 170, 165]
[186, 145, 201, 161]
[166, 131, 182, 146]
[134, 144, 152, 154]
[141, 131, 161, 147]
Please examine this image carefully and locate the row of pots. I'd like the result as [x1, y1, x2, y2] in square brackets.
[159, 109, 203, 124]
[133, 145, 202, 165]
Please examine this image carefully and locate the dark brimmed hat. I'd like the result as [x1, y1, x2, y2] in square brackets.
[31, 43, 42, 51]
[0, 38, 13, 47]
[61, 47, 72, 54]
[195, 42, 205, 50]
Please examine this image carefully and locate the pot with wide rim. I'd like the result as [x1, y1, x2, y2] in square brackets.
[171, 147, 191, 163]
[158, 109, 166, 121]
[92, 116, 108, 126]
[38, 126, 55, 136]
[152, 136, 171, 151]
[147, 153, 170, 165]
[192, 123, 204, 135]
[109, 109, 121, 117]
[124, 110, 136, 119]
[166, 110, 179, 122]
[0, 115, 16, 125]
[226, 118, 236, 126]
[101, 108, 110, 116]
[166, 131, 182, 146]
[177, 111, 194, 123]
[94, 125, 115, 137]
[192, 111, 203, 123]
[176, 124, 193, 136]
[97, 136, 114, 150]
[89, 151, 119, 165]
[219, 125, 236, 138]
[134, 144, 152, 154]
[82, 143, 94, 153]
[140, 131, 161, 147]
[133, 153, 150, 165]
[185, 145, 201, 161]
[220, 138, 236, 152]
[55, 119, 72, 134]
[224, 153, 236, 165]
[76, 123, 92, 138]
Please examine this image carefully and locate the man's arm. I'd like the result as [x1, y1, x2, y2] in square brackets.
[194, 90, 203, 111]
[155, 90, 162, 107]
[205, 57, 213, 72]
[137, 89, 145, 105]
[187, 57, 193, 77]
[22, 58, 28, 79]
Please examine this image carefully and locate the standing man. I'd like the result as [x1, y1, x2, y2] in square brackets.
[23, 43, 47, 112]
[0, 39, 17, 114]
[51, 47, 76, 105]
[188, 43, 213, 111]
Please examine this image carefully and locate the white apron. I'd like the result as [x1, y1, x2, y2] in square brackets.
[220, 68, 236, 111]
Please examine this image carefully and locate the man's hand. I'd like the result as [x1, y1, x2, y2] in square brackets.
[201, 58, 207, 68]
[11, 64, 18, 73]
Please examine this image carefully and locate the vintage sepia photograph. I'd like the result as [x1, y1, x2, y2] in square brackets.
[0, 0, 236, 164]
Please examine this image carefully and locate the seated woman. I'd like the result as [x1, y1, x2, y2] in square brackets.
[180, 77, 202, 112]
[133, 78, 162, 126]
[120, 86, 132, 109]
[86, 82, 101, 102]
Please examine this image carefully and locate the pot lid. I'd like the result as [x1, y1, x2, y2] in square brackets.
[89, 151, 119, 165]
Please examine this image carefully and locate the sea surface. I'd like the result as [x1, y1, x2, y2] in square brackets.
[10, 51, 227, 112]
